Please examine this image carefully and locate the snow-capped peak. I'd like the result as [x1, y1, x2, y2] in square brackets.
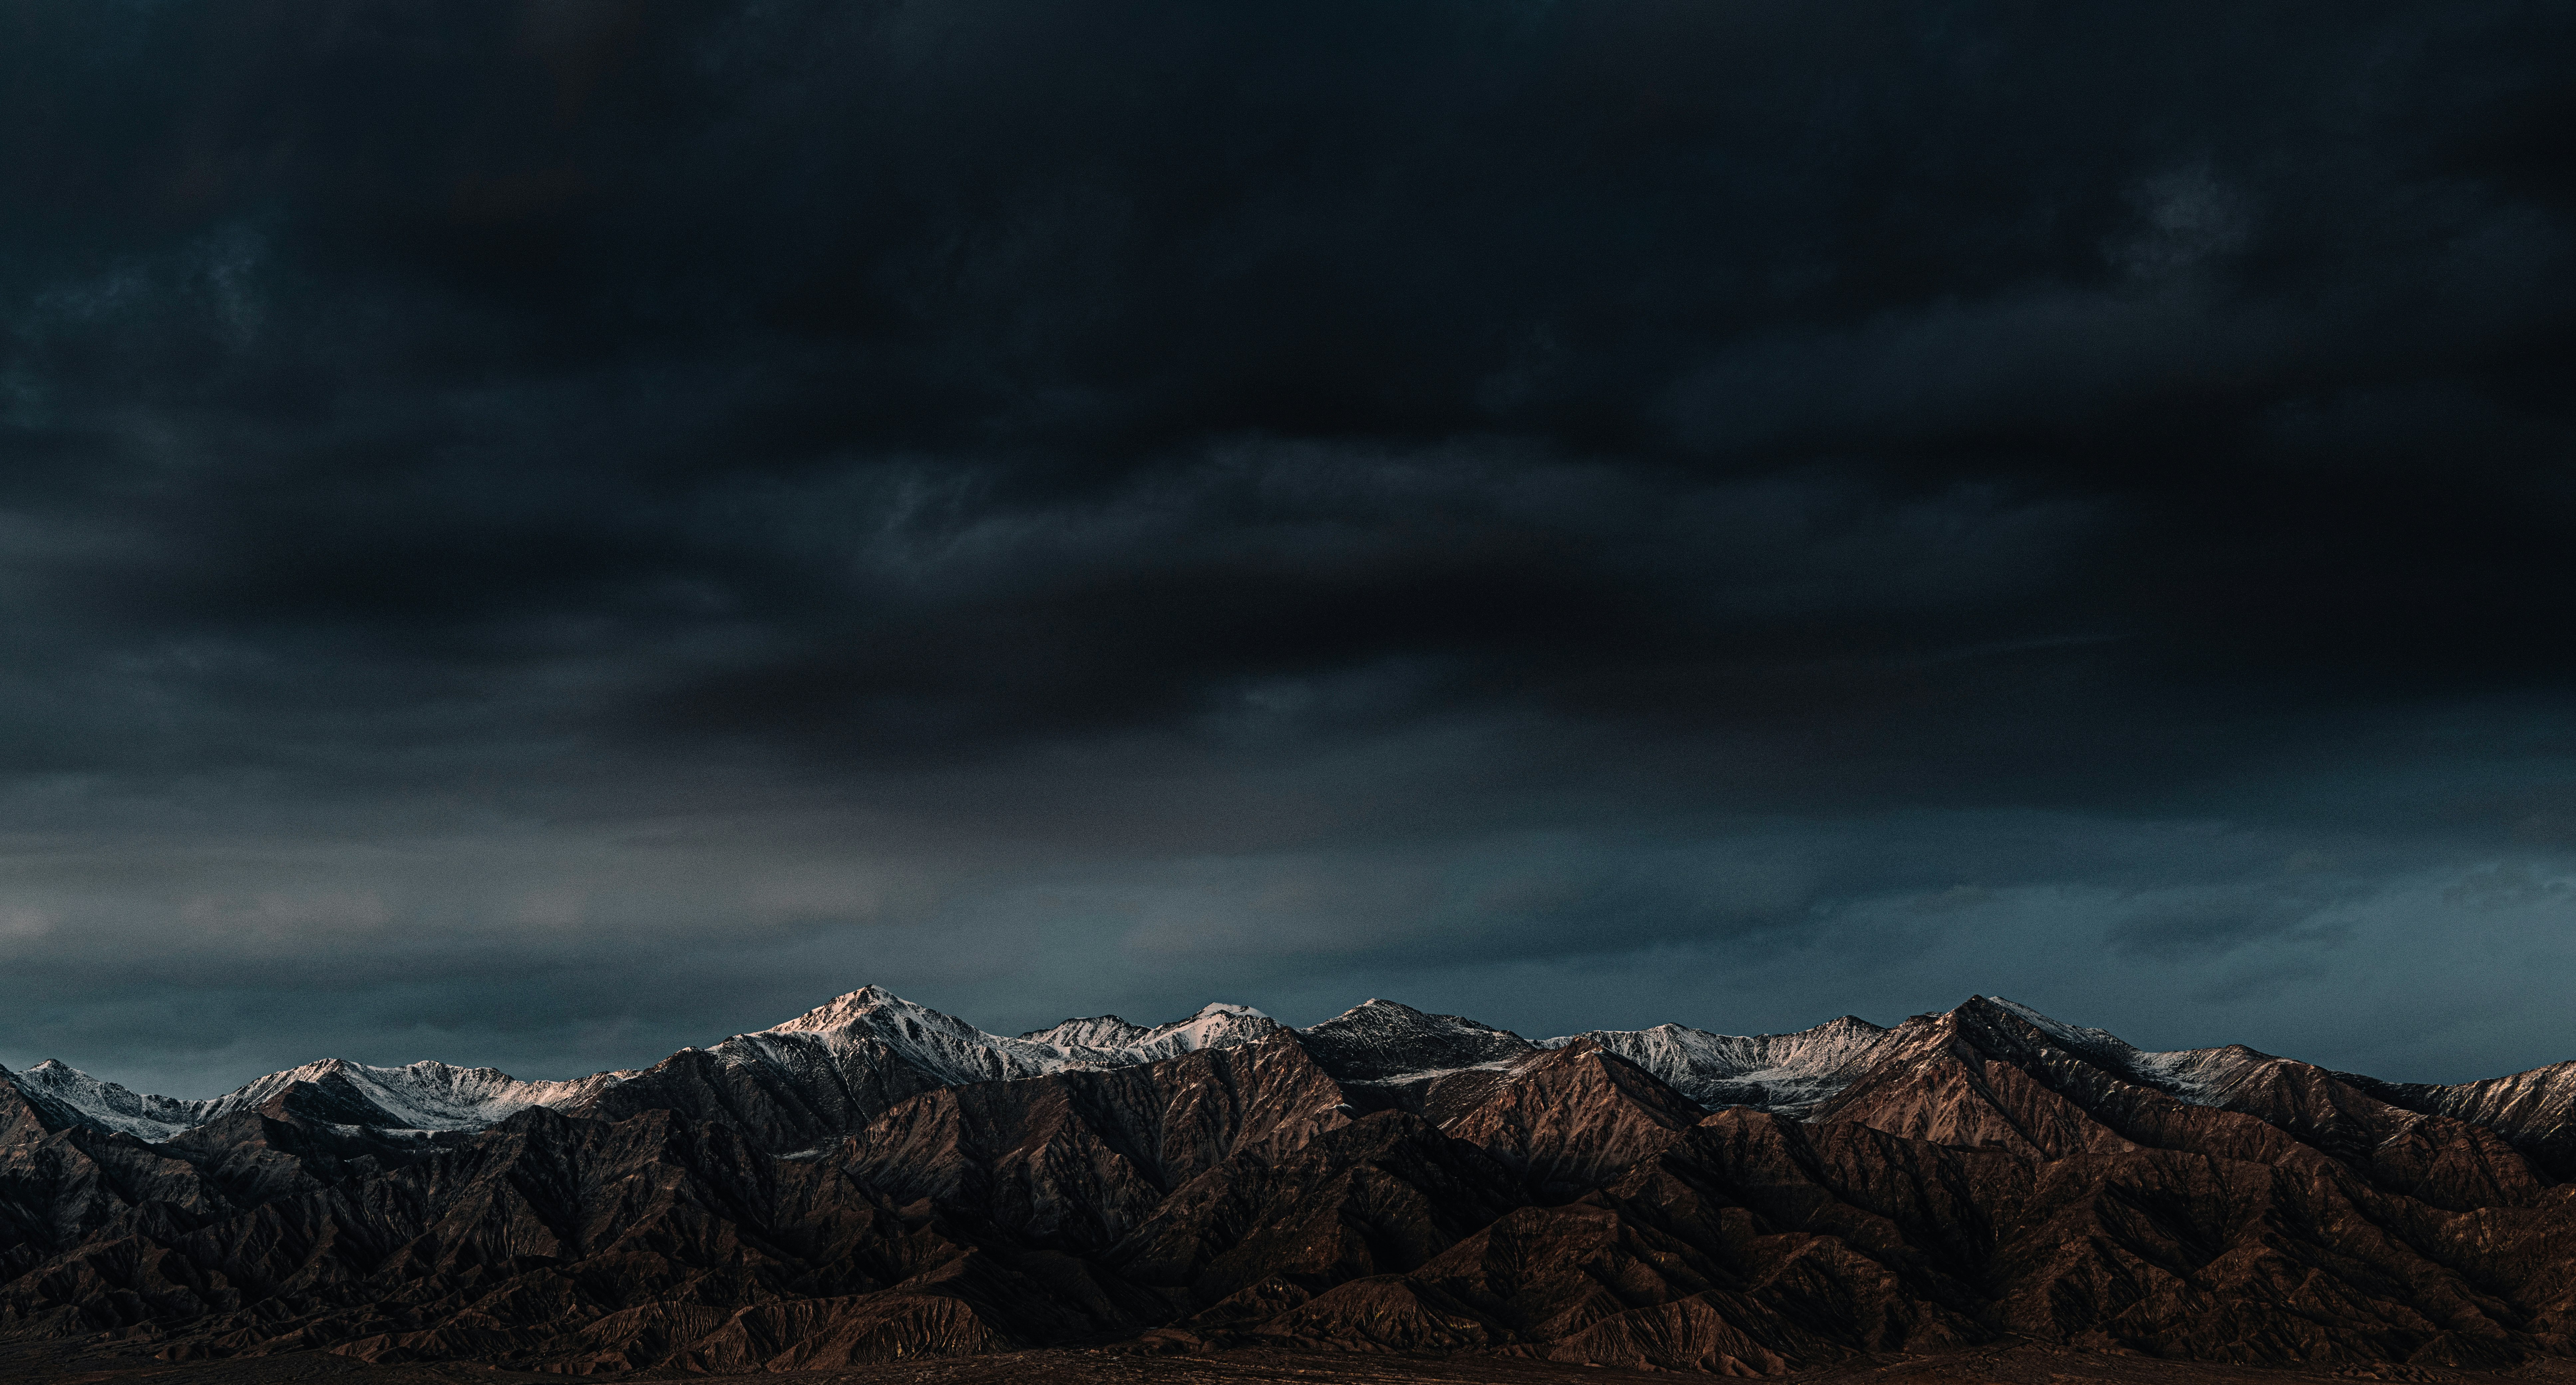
[765, 985, 973, 1040]
[742, 986, 1064, 1086]
[1117, 1002, 1279, 1062]
[8, 1059, 211, 1141]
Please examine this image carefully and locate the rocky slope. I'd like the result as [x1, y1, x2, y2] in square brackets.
[3, 990, 2575, 1375]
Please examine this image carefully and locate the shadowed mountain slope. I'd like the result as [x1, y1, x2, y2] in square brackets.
[5, 990, 2576, 1374]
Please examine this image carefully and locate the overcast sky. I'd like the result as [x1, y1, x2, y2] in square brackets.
[3, 0, 2573, 1097]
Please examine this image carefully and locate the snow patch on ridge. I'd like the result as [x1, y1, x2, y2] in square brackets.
[1124, 1002, 1277, 1063]
[754, 987, 1281, 1085]
[1546, 1015, 1893, 1115]
[1564, 999, 2261, 1117]
[8, 1060, 208, 1142]
[1980, 996, 2255, 1107]
[1984, 996, 2127, 1054]
[2347, 1057, 2576, 1143]
[1021, 1015, 1154, 1049]
[6, 1055, 603, 1141]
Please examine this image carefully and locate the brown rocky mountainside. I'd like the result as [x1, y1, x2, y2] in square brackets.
[5, 990, 2576, 1376]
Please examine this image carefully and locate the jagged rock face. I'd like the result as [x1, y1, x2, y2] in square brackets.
[1291, 999, 1539, 1115]
[561, 1031, 951, 1154]
[7, 990, 2576, 1375]
[1295, 1000, 1537, 1085]
[1440, 1040, 1704, 1195]
[2350, 1060, 2576, 1180]
[842, 1036, 1353, 1252]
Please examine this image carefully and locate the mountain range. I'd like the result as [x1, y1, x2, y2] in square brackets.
[5, 987, 2576, 1375]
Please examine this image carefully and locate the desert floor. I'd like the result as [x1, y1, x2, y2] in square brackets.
[12, 1341, 2576, 1385]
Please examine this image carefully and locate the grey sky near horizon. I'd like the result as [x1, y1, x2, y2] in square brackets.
[3, 0, 2574, 1100]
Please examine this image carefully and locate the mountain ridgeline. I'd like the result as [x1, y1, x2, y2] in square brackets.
[5, 989, 2576, 1375]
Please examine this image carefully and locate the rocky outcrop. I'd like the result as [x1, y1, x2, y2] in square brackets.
[1440, 1041, 1703, 1195]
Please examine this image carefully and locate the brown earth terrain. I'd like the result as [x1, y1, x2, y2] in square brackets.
[16, 1339, 2576, 1385]
[7, 994, 2576, 1377]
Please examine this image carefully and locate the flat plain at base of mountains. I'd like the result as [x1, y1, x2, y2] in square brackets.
[17, 1342, 2576, 1385]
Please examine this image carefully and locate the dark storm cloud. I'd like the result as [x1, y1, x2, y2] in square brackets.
[2, 0, 2573, 1093]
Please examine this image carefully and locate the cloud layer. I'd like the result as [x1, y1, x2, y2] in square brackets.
[2, 0, 2572, 1095]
